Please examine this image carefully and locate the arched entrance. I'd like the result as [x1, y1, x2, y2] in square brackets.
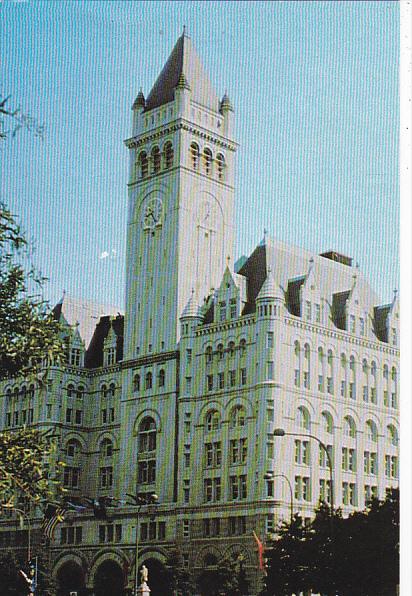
[140, 558, 169, 595]
[94, 560, 125, 596]
[57, 561, 86, 596]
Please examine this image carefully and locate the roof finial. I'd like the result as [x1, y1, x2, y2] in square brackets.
[226, 255, 231, 267]
[183, 25, 187, 36]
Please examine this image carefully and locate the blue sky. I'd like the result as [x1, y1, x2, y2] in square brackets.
[1, 1, 399, 308]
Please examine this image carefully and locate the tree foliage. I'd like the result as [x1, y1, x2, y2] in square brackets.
[0, 202, 64, 379]
[197, 555, 249, 596]
[0, 548, 57, 596]
[0, 95, 45, 141]
[160, 548, 197, 596]
[262, 490, 399, 596]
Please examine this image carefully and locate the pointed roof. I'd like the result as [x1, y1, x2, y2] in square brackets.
[181, 291, 204, 319]
[145, 33, 220, 113]
[257, 269, 283, 301]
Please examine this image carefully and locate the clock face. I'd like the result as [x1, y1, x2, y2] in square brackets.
[142, 198, 163, 230]
[198, 201, 216, 229]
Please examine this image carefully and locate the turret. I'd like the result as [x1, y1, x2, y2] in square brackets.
[174, 73, 191, 117]
[131, 88, 145, 135]
[220, 92, 234, 137]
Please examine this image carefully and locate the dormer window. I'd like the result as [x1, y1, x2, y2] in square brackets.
[219, 301, 226, 322]
[107, 347, 116, 366]
[70, 348, 81, 367]
[359, 317, 365, 336]
[229, 298, 237, 319]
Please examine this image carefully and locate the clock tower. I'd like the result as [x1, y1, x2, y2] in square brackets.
[124, 32, 237, 359]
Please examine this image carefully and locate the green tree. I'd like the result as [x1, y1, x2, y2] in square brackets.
[161, 548, 197, 596]
[0, 203, 65, 507]
[0, 547, 57, 596]
[197, 556, 249, 596]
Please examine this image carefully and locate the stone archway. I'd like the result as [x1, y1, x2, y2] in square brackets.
[139, 557, 169, 595]
[56, 560, 86, 596]
[94, 560, 125, 596]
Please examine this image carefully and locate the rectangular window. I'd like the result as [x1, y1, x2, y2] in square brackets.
[230, 301, 237, 319]
[184, 413, 191, 434]
[319, 479, 331, 504]
[207, 374, 213, 392]
[101, 409, 107, 424]
[267, 361, 274, 380]
[185, 376, 192, 393]
[186, 349, 192, 363]
[184, 445, 190, 468]
[303, 371, 310, 389]
[149, 521, 156, 540]
[267, 435, 274, 459]
[349, 382, 356, 399]
[140, 523, 148, 541]
[295, 440, 310, 465]
[229, 370, 236, 387]
[75, 410, 82, 425]
[66, 408, 72, 423]
[183, 520, 190, 538]
[318, 375, 324, 392]
[183, 479, 190, 503]
[240, 368, 247, 385]
[341, 380, 346, 398]
[392, 327, 397, 346]
[350, 315, 356, 333]
[363, 385, 369, 402]
[158, 521, 166, 540]
[305, 300, 312, 321]
[218, 372, 225, 389]
[370, 387, 377, 403]
[315, 303, 321, 323]
[230, 438, 247, 465]
[46, 404, 52, 419]
[294, 369, 300, 387]
[267, 332, 274, 348]
[360, 317, 365, 336]
[327, 377, 333, 394]
[219, 301, 226, 321]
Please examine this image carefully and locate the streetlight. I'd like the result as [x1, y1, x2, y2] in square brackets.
[126, 492, 159, 596]
[264, 472, 294, 523]
[273, 428, 334, 533]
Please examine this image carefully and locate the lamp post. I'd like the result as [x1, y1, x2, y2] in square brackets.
[126, 492, 158, 596]
[273, 428, 334, 533]
[264, 472, 294, 523]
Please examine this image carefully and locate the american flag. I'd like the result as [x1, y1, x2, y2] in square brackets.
[41, 504, 67, 539]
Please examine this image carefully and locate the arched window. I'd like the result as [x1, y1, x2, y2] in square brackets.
[239, 338, 246, 355]
[217, 344, 224, 360]
[366, 420, 378, 443]
[344, 416, 356, 438]
[205, 346, 213, 364]
[216, 153, 225, 180]
[362, 359, 368, 374]
[66, 438, 81, 458]
[139, 417, 157, 452]
[304, 344, 310, 361]
[322, 411, 334, 434]
[77, 385, 84, 400]
[108, 383, 116, 398]
[387, 425, 398, 447]
[133, 374, 140, 392]
[340, 353, 347, 367]
[318, 347, 324, 361]
[145, 372, 153, 390]
[158, 369, 165, 388]
[203, 148, 213, 175]
[151, 146, 161, 173]
[383, 364, 389, 379]
[327, 349, 334, 366]
[206, 410, 220, 432]
[190, 142, 200, 169]
[371, 361, 377, 377]
[391, 367, 397, 383]
[228, 341, 235, 357]
[138, 151, 148, 178]
[100, 438, 113, 457]
[230, 405, 246, 429]
[28, 384, 35, 400]
[163, 142, 174, 169]
[21, 385, 27, 399]
[350, 355, 356, 372]
[296, 406, 310, 431]
[294, 341, 301, 356]
[67, 384, 75, 399]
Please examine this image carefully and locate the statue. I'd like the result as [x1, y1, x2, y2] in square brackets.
[140, 564, 148, 584]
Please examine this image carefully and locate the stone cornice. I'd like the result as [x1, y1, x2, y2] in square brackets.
[124, 119, 238, 152]
[121, 350, 179, 369]
[195, 315, 255, 337]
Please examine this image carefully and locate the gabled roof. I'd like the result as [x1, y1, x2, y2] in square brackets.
[145, 33, 220, 113]
[85, 315, 124, 369]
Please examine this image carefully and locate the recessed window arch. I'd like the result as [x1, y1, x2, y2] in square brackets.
[322, 411, 334, 434]
[362, 359, 369, 374]
[67, 384, 76, 399]
[100, 438, 113, 457]
[205, 410, 220, 432]
[138, 151, 148, 178]
[145, 371, 153, 390]
[66, 438, 82, 458]
[158, 368, 165, 388]
[151, 146, 161, 173]
[391, 366, 397, 383]
[387, 424, 399, 447]
[217, 343, 224, 360]
[294, 340, 301, 356]
[163, 141, 174, 169]
[216, 153, 225, 180]
[101, 384, 107, 398]
[203, 148, 213, 175]
[383, 364, 389, 380]
[239, 338, 246, 355]
[108, 383, 116, 398]
[133, 374, 140, 392]
[304, 343, 310, 360]
[229, 405, 246, 429]
[227, 341, 235, 357]
[205, 345, 213, 363]
[77, 385, 85, 400]
[296, 406, 310, 431]
[138, 417, 157, 452]
[366, 419, 378, 443]
[344, 415, 356, 438]
[327, 349, 334, 366]
[190, 142, 200, 169]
